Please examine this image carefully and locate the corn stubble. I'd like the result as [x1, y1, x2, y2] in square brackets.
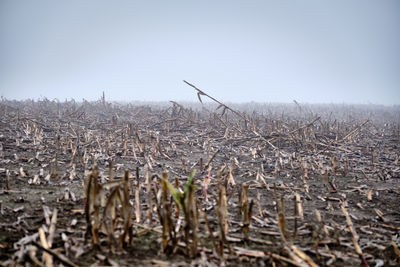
[85, 167, 133, 252]
[2, 88, 400, 266]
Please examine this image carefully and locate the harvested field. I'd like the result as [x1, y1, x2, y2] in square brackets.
[0, 97, 399, 266]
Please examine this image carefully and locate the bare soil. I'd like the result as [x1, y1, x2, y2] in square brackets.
[0, 99, 399, 266]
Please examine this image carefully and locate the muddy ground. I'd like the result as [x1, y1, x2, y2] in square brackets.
[0, 99, 399, 266]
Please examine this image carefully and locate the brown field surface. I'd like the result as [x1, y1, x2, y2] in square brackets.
[0, 99, 399, 266]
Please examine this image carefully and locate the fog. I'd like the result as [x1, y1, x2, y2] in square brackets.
[1, 1, 399, 105]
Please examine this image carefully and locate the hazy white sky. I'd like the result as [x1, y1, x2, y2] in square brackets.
[0, 1, 399, 104]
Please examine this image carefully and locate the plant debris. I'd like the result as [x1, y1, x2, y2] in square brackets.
[0, 91, 399, 266]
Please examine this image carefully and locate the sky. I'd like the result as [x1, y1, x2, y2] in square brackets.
[0, 1, 399, 105]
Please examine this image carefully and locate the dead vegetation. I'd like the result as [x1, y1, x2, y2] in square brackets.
[0, 89, 399, 266]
